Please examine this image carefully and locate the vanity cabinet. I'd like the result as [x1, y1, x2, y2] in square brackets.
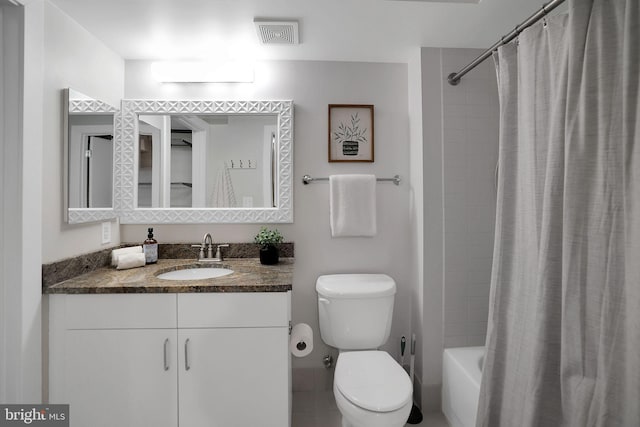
[49, 292, 291, 427]
[177, 293, 290, 427]
[62, 328, 178, 427]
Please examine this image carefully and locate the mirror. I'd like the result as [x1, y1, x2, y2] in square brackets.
[118, 100, 293, 223]
[136, 114, 277, 209]
[63, 88, 118, 224]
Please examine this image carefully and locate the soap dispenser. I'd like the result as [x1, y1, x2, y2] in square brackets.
[143, 227, 158, 264]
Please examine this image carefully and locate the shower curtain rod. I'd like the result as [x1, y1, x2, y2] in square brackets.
[447, 0, 566, 86]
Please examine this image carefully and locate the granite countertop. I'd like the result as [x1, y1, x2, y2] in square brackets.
[45, 258, 293, 294]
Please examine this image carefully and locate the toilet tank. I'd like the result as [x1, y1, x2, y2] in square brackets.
[316, 274, 396, 351]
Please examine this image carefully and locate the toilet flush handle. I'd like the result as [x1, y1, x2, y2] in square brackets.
[318, 297, 330, 305]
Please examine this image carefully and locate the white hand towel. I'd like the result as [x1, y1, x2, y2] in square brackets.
[330, 174, 377, 237]
[116, 253, 146, 270]
[211, 166, 237, 207]
[111, 246, 143, 266]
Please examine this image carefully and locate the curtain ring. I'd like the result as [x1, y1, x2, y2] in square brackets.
[542, 17, 548, 28]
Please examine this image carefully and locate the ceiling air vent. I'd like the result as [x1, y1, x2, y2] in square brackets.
[254, 19, 299, 45]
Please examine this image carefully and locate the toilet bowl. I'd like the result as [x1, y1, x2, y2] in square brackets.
[333, 351, 412, 427]
[316, 274, 413, 427]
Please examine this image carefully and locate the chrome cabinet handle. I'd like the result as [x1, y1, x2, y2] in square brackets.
[184, 338, 190, 371]
[163, 338, 170, 371]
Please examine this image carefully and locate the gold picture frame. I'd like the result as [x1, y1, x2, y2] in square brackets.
[328, 104, 374, 162]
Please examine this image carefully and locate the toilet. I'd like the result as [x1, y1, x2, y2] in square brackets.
[316, 274, 412, 427]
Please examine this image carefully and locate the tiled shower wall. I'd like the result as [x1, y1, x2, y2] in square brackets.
[441, 49, 499, 348]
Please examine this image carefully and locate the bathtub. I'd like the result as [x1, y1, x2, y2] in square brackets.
[442, 346, 484, 427]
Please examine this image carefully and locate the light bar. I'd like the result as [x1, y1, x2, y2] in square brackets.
[150, 61, 254, 83]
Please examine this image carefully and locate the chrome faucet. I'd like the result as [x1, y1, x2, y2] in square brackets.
[202, 233, 213, 258]
[192, 233, 229, 262]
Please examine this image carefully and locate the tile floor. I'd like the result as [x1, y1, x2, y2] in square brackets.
[292, 390, 450, 427]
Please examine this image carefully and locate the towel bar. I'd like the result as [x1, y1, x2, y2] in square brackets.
[302, 174, 401, 186]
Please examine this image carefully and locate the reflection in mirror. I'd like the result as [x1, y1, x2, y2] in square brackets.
[68, 114, 113, 208]
[136, 114, 277, 209]
[64, 88, 118, 223]
[118, 100, 293, 224]
[137, 115, 163, 208]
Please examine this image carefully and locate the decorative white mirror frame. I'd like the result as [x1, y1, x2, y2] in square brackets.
[65, 89, 120, 224]
[117, 100, 293, 223]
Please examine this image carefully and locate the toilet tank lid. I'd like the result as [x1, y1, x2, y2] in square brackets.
[316, 274, 396, 298]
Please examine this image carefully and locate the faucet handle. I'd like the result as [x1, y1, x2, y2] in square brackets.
[191, 244, 205, 259]
[215, 244, 230, 261]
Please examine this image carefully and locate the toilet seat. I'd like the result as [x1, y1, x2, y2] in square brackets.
[335, 351, 412, 413]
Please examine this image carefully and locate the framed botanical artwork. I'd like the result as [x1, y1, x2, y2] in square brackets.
[328, 104, 374, 162]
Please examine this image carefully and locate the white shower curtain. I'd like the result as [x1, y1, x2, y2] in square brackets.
[477, 1, 640, 426]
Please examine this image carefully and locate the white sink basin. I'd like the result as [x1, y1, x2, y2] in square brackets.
[157, 268, 234, 281]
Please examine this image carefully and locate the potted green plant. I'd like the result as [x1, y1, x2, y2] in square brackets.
[254, 227, 284, 265]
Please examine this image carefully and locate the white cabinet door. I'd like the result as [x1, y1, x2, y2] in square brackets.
[178, 327, 289, 427]
[63, 329, 178, 427]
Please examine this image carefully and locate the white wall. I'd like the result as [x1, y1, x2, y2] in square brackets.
[1, 0, 27, 403]
[122, 60, 412, 369]
[416, 47, 498, 411]
[407, 49, 424, 405]
[441, 50, 498, 348]
[420, 47, 446, 410]
[41, 0, 124, 263]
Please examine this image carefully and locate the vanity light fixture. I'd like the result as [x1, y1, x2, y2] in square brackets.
[150, 61, 254, 83]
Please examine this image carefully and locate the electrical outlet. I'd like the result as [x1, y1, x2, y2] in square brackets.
[101, 222, 111, 244]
